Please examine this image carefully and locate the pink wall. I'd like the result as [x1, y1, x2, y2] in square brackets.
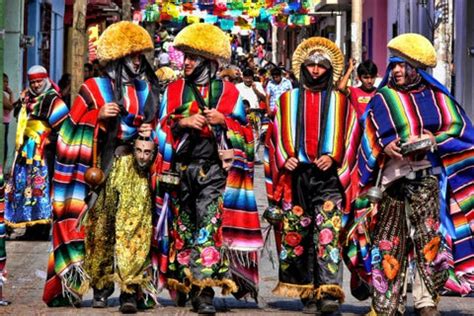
[362, 0, 387, 74]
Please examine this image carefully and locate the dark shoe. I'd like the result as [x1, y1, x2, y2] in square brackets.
[319, 298, 340, 314]
[19, 224, 51, 241]
[119, 292, 138, 314]
[415, 306, 440, 316]
[92, 285, 114, 308]
[191, 287, 215, 314]
[92, 296, 107, 308]
[301, 298, 318, 314]
[196, 302, 216, 315]
[176, 291, 187, 307]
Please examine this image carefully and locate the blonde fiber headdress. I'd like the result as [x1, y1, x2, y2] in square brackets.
[174, 23, 231, 63]
[387, 33, 437, 68]
[97, 21, 154, 62]
[155, 66, 177, 83]
[292, 37, 344, 84]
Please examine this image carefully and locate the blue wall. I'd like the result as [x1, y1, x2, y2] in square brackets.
[26, 0, 64, 82]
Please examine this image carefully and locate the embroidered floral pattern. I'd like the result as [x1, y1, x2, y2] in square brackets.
[423, 236, 440, 262]
[319, 228, 334, 245]
[300, 216, 311, 227]
[280, 200, 342, 278]
[177, 249, 191, 265]
[5, 162, 52, 225]
[285, 232, 303, 247]
[368, 177, 448, 315]
[168, 196, 230, 284]
[382, 254, 400, 280]
[378, 240, 393, 251]
[372, 269, 388, 293]
[200, 246, 221, 267]
[292, 205, 304, 216]
[322, 201, 335, 212]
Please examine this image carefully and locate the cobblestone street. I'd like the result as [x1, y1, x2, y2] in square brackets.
[0, 164, 472, 315]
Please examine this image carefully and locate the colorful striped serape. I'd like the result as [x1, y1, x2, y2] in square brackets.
[264, 88, 357, 209]
[43, 77, 155, 305]
[153, 78, 263, 299]
[345, 84, 474, 295]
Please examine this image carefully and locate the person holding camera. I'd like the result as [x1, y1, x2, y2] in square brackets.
[5, 66, 68, 239]
[345, 34, 474, 316]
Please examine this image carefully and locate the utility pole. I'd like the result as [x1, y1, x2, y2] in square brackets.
[71, 0, 87, 101]
[122, 0, 132, 21]
[433, 0, 452, 89]
[351, 0, 363, 64]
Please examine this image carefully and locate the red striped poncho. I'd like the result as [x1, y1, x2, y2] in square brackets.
[264, 88, 358, 212]
[153, 78, 263, 299]
[43, 77, 155, 306]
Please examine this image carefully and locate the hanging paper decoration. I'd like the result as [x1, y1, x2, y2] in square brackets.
[274, 14, 288, 28]
[204, 14, 218, 24]
[220, 18, 235, 31]
[289, 14, 308, 26]
[144, 4, 160, 22]
[213, 1, 227, 16]
[133, 0, 317, 29]
[229, 10, 243, 17]
[197, 0, 214, 11]
[236, 16, 252, 29]
[242, 0, 253, 10]
[162, 2, 180, 19]
[259, 8, 271, 22]
[186, 15, 201, 24]
[248, 8, 260, 18]
[139, 0, 151, 10]
[133, 10, 143, 23]
[228, 0, 244, 11]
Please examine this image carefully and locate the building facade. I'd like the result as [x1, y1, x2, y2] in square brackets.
[454, 0, 474, 119]
[26, 0, 65, 83]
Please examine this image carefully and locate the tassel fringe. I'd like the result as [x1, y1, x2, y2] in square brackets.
[94, 271, 159, 304]
[6, 218, 51, 228]
[60, 264, 90, 306]
[272, 282, 314, 298]
[315, 284, 345, 303]
[167, 268, 238, 295]
[112, 273, 153, 294]
[365, 306, 378, 316]
[272, 282, 345, 302]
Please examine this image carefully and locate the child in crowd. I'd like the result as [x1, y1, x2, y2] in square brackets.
[338, 58, 378, 119]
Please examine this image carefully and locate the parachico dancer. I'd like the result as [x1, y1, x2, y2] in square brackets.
[345, 33, 474, 316]
[43, 22, 160, 314]
[264, 37, 356, 314]
[154, 23, 262, 314]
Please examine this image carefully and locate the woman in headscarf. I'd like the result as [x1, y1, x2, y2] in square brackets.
[345, 33, 474, 316]
[5, 65, 68, 239]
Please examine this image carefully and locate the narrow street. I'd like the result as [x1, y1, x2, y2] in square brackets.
[0, 164, 472, 315]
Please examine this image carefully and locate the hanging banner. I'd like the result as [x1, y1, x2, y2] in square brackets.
[204, 15, 218, 24]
